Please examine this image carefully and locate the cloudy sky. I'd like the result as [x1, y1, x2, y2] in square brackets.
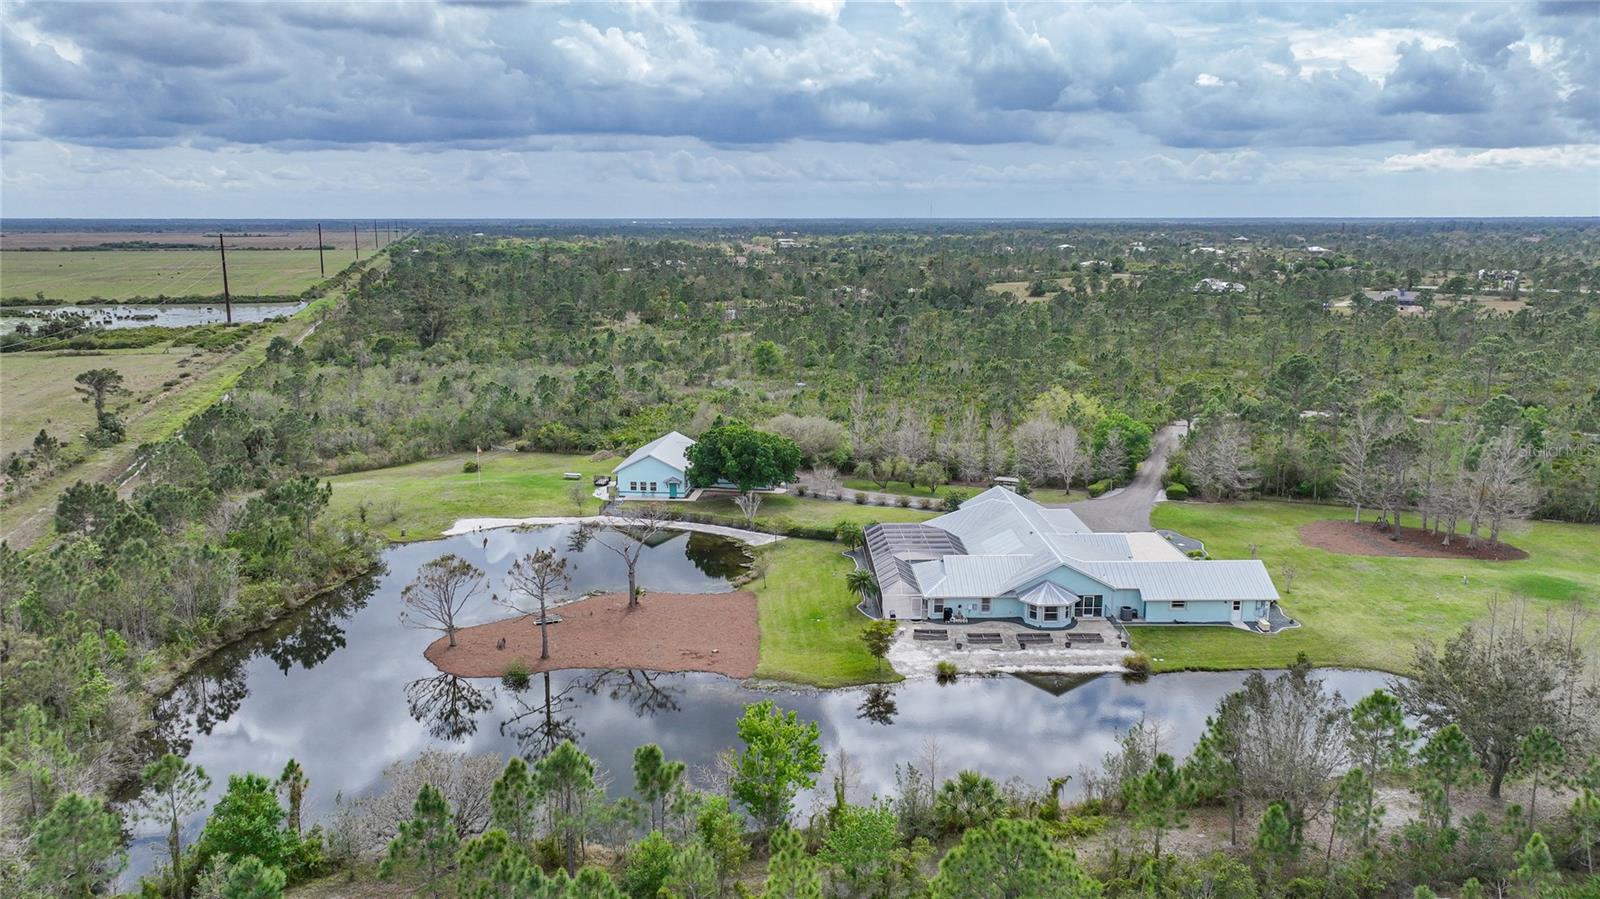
[2, 0, 1598, 218]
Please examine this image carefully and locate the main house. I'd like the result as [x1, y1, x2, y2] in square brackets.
[860, 486, 1281, 631]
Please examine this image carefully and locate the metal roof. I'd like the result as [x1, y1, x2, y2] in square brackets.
[613, 431, 694, 474]
[1019, 581, 1079, 607]
[1072, 560, 1280, 601]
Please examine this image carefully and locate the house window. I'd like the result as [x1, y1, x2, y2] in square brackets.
[980, 597, 991, 612]
[932, 600, 944, 615]
[1076, 595, 1103, 617]
[649, 482, 658, 492]
[630, 481, 638, 491]
[1232, 601, 1241, 612]
[1044, 607, 1059, 621]
[1027, 605, 1038, 620]
[1171, 601, 1187, 610]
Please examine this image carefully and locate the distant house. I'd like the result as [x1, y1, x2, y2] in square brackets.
[859, 487, 1280, 630]
[613, 431, 695, 499]
[612, 431, 785, 499]
[1378, 289, 1420, 305]
[1197, 278, 1246, 293]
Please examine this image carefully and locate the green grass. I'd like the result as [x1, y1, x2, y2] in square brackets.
[1, 249, 331, 301]
[751, 538, 898, 687]
[842, 477, 943, 498]
[326, 450, 606, 540]
[326, 452, 935, 542]
[1132, 501, 1600, 675]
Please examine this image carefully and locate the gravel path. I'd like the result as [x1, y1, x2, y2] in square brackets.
[1052, 422, 1186, 532]
[443, 515, 786, 546]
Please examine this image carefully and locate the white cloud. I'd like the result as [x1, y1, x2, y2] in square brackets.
[1381, 144, 1600, 172]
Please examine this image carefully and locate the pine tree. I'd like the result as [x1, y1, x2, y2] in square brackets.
[456, 828, 543, 899]
[491, 756, 539, 847]
[219, 855, 287, 899]
[1254, 801, 1296, 888]
[1418, 724, 1478, 830]
[1571, 786, 1599, 875]
[1511, 831, 1559, 898]
[198, 773, 292, 872]
[28, 792, 127, 898]
[1511, 726, 1565, 830]
[534, 740, 601, 876]
[136, 753, 211, 898]
[761, 827, 822, 899]
[929, 818, 1100, 899]
[380, 783, 459, 899]
[633, 744, 685, 834]
[663, 840, 720, 899]
[1348, 689, 1413, 843]
[1331, 768, 1381, 857]
[276, 759, 308, 838]
[695, 794, 749, 890]
[1123, 752, 1186, 859]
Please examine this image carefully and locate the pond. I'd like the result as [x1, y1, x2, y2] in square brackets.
[0, 302, 306, 334]
[126, 526, 1392, 885]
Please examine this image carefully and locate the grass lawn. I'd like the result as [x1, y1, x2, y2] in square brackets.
[1, 249, 330, 302]
[0, 350, 192, 456]
[750, 538, 898, 687]
[694, 493, 934, 532]
[1133, 501, 1600, 675]
[326, 450, 605, 540]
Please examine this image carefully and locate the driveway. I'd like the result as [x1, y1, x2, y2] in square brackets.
[1052, 422, 1185, 532]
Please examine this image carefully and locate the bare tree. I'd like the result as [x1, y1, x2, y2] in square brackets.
[1048, 422, 1086, 489]
[1337, 407, 1398, 523]
[1371, 430, 1418, 538]
[1011, 415, 1056, 484]
[580, 503, 676, 608]
[940, 406, 986, 482]
[984, 410, 1007, 476]
[765, 414, 845, 462]
[502, 549, 572, 661]
[1095, 429, 1129, 484]
[566, 482, 589, 516]
[733, 491, 763, 526]
[1473, 427, 1537, 546]
[1183, 417, 1257, 501]
[806, 464, 841, 494]
[400, 554, 485, 648]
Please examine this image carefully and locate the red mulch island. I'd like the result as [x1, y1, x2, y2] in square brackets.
[1298, 520, 1528, 561]
[424, 591, 760, 679]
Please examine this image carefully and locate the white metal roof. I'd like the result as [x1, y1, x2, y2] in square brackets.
[1019, 581, 1079, 607]
[613, 431, 694, 474]
[1072, 560, 1280, 601]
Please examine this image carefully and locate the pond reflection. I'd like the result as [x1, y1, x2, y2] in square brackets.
[128, 525, 1393, 887]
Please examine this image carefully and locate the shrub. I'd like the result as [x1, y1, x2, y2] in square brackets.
[1164, 483, 1189, 501]
[1088, 479, 1112, 498]
[1122, 652, 1152, 678]
[462, 460, 480, 473]
[935, 661, 959, 683]
[1186, 549, 1206, 560]
[898, 494, 912, 507]
[501, 660, 531, 691]
[795, 484, 808, 497]
[1014, 477, 1031, 496]
[853, 492, 867, 505]
[942, 489, 968, 512]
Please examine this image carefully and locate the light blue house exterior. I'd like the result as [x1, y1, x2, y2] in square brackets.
[613, 431, 694, 499]
[862, 487, 1280, 632]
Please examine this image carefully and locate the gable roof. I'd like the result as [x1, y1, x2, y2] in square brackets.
[613, 431, 695, 474]
[1072, 560, 1280, 601]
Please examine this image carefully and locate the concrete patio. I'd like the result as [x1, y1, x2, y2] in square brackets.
[886, 617, 1134, 678]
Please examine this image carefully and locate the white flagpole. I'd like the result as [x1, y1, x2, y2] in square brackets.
[476, 446, 482, 485]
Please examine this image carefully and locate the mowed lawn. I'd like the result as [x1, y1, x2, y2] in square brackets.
[1134, 501, 1600, 674]
[750, 537, 897, 687]
[326, 450, 935, 542]
[1, 249, 330, 301]
[0, 350, 192, 456]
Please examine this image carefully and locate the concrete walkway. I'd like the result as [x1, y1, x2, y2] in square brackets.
[442, 515, 786, 547]
[1051, 422, 1186, 532]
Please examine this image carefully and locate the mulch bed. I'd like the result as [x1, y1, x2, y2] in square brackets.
[424, 590, 759, 679]
[1299, 519, 1528, 561]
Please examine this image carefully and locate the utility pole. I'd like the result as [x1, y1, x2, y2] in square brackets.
[354, 224, 360, 260]
[317, 223, 326, 276]
[218, 232, 233, 324]
[373, 219, 379, 249]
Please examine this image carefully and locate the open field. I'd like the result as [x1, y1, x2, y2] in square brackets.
[0, 296, 335, 546]
[1, 249, 334, 301]
[0, 228, 368, 250]
[326, 451, 936, 541]
[1132, 500, 1600, 674]
[750, 537, 897, 687]
[0, 350, 196, 456]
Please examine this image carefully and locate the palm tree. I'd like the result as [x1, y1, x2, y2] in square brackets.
[846, 568, 877, 600]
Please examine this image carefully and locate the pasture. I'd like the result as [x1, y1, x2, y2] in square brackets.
[0, 249, 333, 301]
[1133, 500, 1600, 674]
[0, 350, 194, 457]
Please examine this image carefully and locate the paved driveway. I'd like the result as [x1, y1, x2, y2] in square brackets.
[1053, 422, 1186, 532]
